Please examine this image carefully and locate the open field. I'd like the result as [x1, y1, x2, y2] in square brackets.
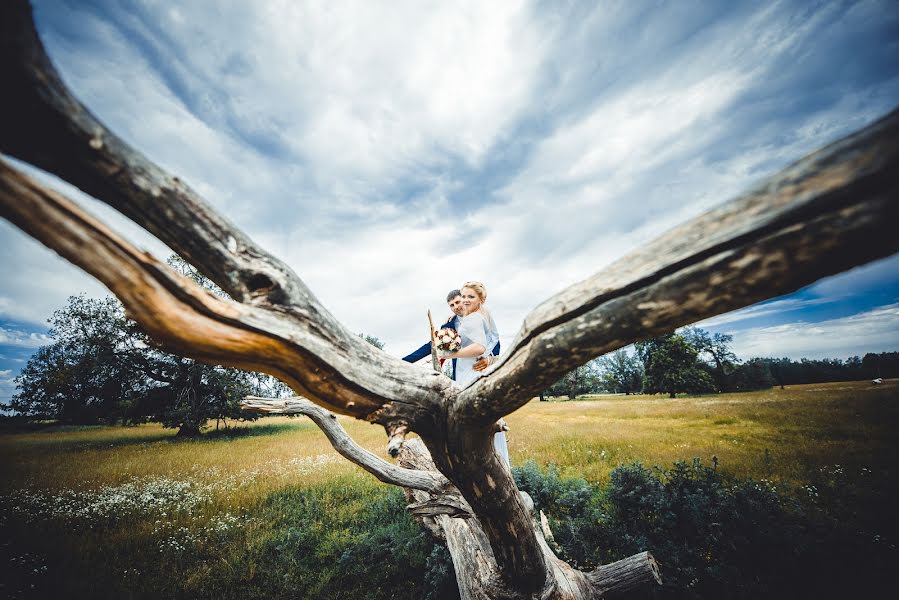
[2, 380, 897, 598]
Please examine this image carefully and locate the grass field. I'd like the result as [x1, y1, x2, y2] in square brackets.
[2, 380, 897, 598]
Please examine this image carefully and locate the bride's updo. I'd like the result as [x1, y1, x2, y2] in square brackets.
[461, 281, 487, 304]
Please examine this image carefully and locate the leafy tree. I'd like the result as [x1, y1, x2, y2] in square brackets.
[635, 334, 715, 398]
[862, 351, 899, 379]
[359, 333, 385, 350]
[596, 349, 644, 394]
[681, 327, 739, 392]
[730, 358, 774, 391]
[546, 363, 601, 399]
[8, 258, 290, 434]
[8, 295, 146, 423]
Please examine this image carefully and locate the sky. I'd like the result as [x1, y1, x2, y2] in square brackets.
[2, 0, 899, 403]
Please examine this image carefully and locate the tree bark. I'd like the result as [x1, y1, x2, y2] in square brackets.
[396, 437, 660, 599]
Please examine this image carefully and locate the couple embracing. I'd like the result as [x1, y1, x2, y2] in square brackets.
[402, 281, 510, 467]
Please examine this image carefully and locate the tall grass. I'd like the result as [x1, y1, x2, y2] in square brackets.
[1, 380, 896, 598]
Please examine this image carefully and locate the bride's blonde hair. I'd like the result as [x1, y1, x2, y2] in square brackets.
[462, 281, 498, 348]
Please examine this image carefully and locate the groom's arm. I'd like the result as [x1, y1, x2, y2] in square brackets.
[402, 341, 433, 363]
[403, 317, 457, 363]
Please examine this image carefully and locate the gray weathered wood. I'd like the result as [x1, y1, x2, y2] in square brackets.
[398, 438, 661, 599]
[588, 552, 663, 598]
[460, 107, 899, 424]
[241, 396, 448, 494]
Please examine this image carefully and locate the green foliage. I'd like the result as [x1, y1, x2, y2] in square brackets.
[359, 333, 386, 350]
[515, 459, 892, 599]
[544, 362, 607, 399]
[596, 349, 644, 394]
[248, 484, 454, 599]
[8, 258, 293, 434]
[1, 479, 458, 600]
[8, 295, 146, 423]
[729, 357, 774, 391]
[755, 353, 899, 386]
[513, 461, 602, 568]
[682, 327, 739, 392]
[636, 334, 716, 397]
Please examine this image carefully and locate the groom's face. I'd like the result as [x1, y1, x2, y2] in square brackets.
[448, 295, 464, 317]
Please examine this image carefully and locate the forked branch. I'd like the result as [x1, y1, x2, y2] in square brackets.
[0, 0, 451, 431]
[0, 159, 445, 428]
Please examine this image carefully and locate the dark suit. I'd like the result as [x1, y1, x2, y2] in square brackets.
[402, 315, 500, 381]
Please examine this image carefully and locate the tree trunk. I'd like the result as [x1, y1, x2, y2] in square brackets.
[176, 422, 201, 437]
[398, 439, 661, 599]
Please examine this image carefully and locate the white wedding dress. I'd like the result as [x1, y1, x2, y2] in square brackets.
[455, 312, 511, 468]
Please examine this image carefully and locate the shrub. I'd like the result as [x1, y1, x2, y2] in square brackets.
[516, 458, 891, 599]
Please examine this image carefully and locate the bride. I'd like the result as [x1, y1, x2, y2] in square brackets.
[442, 281, 510, 467]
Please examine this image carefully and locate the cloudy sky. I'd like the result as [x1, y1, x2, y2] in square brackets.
[2, 0, 899, 402]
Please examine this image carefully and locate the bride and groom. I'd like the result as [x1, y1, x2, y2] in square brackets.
[402, 281, 509, 466]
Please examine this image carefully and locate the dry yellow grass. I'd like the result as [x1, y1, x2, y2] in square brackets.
[2, 379, 896, 498]
[506, 380, 899, 485]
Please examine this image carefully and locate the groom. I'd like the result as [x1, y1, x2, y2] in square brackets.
[402, 289, 498, 379]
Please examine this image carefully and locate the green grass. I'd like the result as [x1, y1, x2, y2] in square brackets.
[1, 380, 897, 598]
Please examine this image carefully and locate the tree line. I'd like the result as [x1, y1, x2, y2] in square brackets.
[545, 326, 898, 399]
[6, 277, 897, 428]
[1, 257, 300, 435]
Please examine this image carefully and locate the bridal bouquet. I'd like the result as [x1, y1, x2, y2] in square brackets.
[434, 328, 462, 353]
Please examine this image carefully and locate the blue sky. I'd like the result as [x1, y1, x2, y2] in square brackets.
[2, 0, 899, 403]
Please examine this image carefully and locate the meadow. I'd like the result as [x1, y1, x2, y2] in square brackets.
[2, 380, 897, 599]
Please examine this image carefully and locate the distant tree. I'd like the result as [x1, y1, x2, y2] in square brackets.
[730, 358, 774, 391]
[8, 257, 289, 434]
[861, 352, 899, 379]
[545, 363, 601, 400]
[766, 357, 791, 389]
[596, 349, 644, 394]
[359, 334, 385, 350]
[8, 295, 146, 423]
[636, 334, 715, 398]
[682, 327, 739, 391]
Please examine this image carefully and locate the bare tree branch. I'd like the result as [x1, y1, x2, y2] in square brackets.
[0, 0, 290, 304]
[0, 0, 453, 432]
[462, 107, 899, 423]
[0, 160, 448, 428]
[241, 396, 448, 494]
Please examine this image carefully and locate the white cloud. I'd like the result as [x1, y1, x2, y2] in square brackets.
[731, 303, 899, 360]
[697, 297, 835, 329]
[0, 327, 52, 349]
[2, 0, 897, 373]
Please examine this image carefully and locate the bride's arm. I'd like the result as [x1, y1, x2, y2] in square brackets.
[444, 343, 486, 359]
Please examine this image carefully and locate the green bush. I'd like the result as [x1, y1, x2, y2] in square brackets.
[514, 458, 892, 599]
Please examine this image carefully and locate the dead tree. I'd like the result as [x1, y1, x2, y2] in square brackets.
[2, 1, 898, 597]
